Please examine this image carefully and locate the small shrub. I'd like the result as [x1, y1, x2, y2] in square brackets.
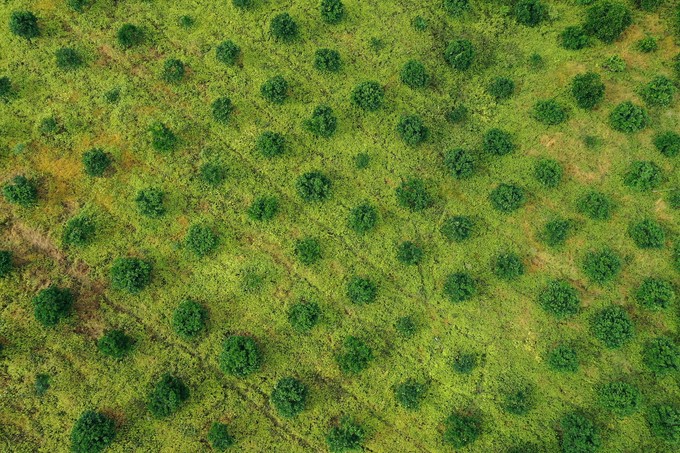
[336, 336, 373, 374]
[636, 36, 658, 53]
[401, 60, 429, 89]
[9, 11, 40, 39]
[444, 39, 475, 71]
[591, 305, 634, 348]
[584, 1, 632, 43]
[397, 241, 423, 265]
[271, 377, 308, 418]
[304, 105, 337, 138]
[248, 196, 279, 222]
[493, 252, 524, 280]
[351, 81, 384, 111]
[162, 58, 185, 83]
[412, 16, 428, 31]
[296, 171, 331, 201]
[529, 53, 544, 70]
[443, 412, 481, 448]
[577, 190, 613, 220]
[441, 216, 474, 242]
[559, 412, 601, 453]
[653, 131, 680, 157]
[668, 190, 680, 210]
[0, 250, 13, 278]
[642, 336, 679, 374]
[39, 117, 58, 135]
[354, 153, 370, 169]
[178, 15, 194, 28]
[453, 353, 477, 374]
[547, 344, 578, 372]
[628, 219, 665, 249]
[444, 272, 476, 303]
[255, 131, 285, 159]
[149, 122, 178, 153]
[537, 280, 580, 318]
[232, 0, 253, 8]
[347, 276, 377, 304]
[636, 278, 675, 310]
[640, 76, 676, 107]
[212, 97, 234, 124]
[540, 218, 572, 247]
[35, 373, 49, 396]
[62, 215, 95, 247]
[33, 286, 73, 327]
[443, 0, 470, 16]
[396, 316, 417, 337]
[219, 335, 262, 377]
[70, 411, 116, 453]
[208, 423, 235, 451]
[314, 48, 341, 72]
[82, 148, 111, 177]
[270, 13, 298, 43]
[582, 249, 622, 284]
[397, 115, 429, 146]
[514, 0, 547, 27]
[117, 23, 143, 48]
[623, 161, 662, 191]
[348, 203, 378, 234]
[294, 237, 321, 265]
[172, 299, 206, 339]
[327, 417, 366, 453]
[186, 224, 219, 257]
[647, 404, 680, 444]
[483, 128, 515, 156]
[148, 374, 189, 418]
[487, 77, 514, 101]
[394, 379, 426, 410]
[199, 163, 227, 186]
[395, 178, 432, 211]
[602, 54, 626, 72]
[634, 0, 663, 11]
[533, 100, 568, 125]
[560, 26, 589, 50]
[444, 148, 476, 179]
[534, 158, 563, 188]
[0, 76, 12, 99]
[597, 381, 640, 416]
[445, 105, 468, 124]
[489, 184, 526, 213]
[502, 381, 536, 416]
[261, 75, 288, 104]
[288, 299, 320, 333]
[97, 330, 133, 359]
[135, 187, 165, 218]
[110, 257, 152, 294]
[571, 72, 605, 110]
[609, 101, 649, 133]
[216, 40, 240, 65]
[320, 0, 345, 24]
[3, 176, 37, 207]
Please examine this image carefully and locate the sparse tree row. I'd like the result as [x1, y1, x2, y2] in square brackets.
[1, 0, 679, 452]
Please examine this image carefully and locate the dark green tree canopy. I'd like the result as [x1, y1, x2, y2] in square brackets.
[110, 257, 152, 294]
[489, 184, 526, 213]
[148, 374, 190, 418]
[559, 412, 601, 453]
[185, 224, 219, 257]
[172, 299, 207, 339]
[296, 171, 331, 202]
[219, 335, 262, 377]
[394, 379, 426, 410]
[320, 0, 345, 24]
[326, 417, 366, 453]
[62, 215, 95, 247]
[208, 423, 235, 451]
[582, 248, 622, 284]
[117, 23, 143, 48]
[401, 60, 430, 89]
[336, 336, 373, 374]
[584, 1, 632, 43]
[314, 48, 341, 72]
[304, 105, 337, 138]
[271, 377, 308, 418]
[270, 13, 299, 42]
[591, 305, 634, 348]
[70, 410, 116, 453]
[538, 280, 580, 318]
[97, 330, 133, 359]
[135, 187, 166, 218]
[3, 175, 38, 207]
[443, 412, 482, 448]
[346, 276, 378, 304]
[9, 10, 40, 39]
[82, 148, 112, 177]
[261, 75, 288, 104]
[348, 203, 378, 234]
[444, 272, 477, 303]
[514, 0, 547, 27]
[351, 81, 384, 111]
[395, 178, 432, 211]
[288, 299, 321, 333]
[571, 72, 605, 109]
[216, 40, 241, 65]
[397, 115, 429, 146]
[33, 286, 74, 327]
[444, 40, 475, 71]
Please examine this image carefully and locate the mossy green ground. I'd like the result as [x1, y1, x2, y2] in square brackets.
[0, 1, 679, 451]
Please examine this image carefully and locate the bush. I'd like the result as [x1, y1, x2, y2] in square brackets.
[653, 131, 680, 158]
[396, 316, 417, 337]
[401, 60, 429, 89]
[255, 131, 286, 159]
[199, 163, 227, 186]
[294, 237, 321, 265]
[502, 381, 535, 415]
[489, 184, 526, 213]
[232, 0, 253, 8]
[394, 379, 426, 410]
[640, 76, 676, 107]
[97, 330, 133, 359]
[321, 0, 345, 24]
[0, 76, 11, 99]
[39, 116, 58, 135]
[609, 101, 649, 133]
[577, 190, 612, 220]
[172, 299, 206, 339]
[533, 100, 568, 125]
[634, 0, 663, 11]
[397, 241, 423, 265]
[560, 26, 589, 50]
[248, 196, 279, 222]
[186, 224, 219, 257]
[493, 252, 524, 280]
[453, 352, 477, 374]
[162, 59, 184, 83]
[271, 377, 308, 418]
[270, 13, 298, 43]
[623, 161, 662, 191]
[351, 81, 384, 111]
[444, 39, 475, 71]
[149, 122, 178, 153]
[514, 0, 547, 27]
[288, 299, 321, 333]
[347, 276, 377, 304]
[110, 257, 152, 294]
[148, 374, 189, 418]
[337, 336, 373, 374]
[348, 203, 378, 234]
[441, 216, 474, 242]
[70, 411, 116, 453]
[547, 344, 578, 372]
[354, 153, 370, 169]
[82, 148, 111, 177]
[443, 412, 481, 448]
[216, 40, 240, 65]
[636, 36, 658, 53]
[304, 105, 337, 138]
[135, 187, 165, 218]
[443, 0, 470, 16]
[445, 105, 468, 124]
[559, 412, 601, 453]
[444, 148, 476, 179]
[444, 272, 476, 303]
[296, 171, 331, 201]
[117, 23, 143, 48]
[62, 215, 95, 247]
[33, 286, 73, 327]
[647, 404, 680, 444]
[540, 218, 572, 247]
[9, 11, 40, 39]
[571, 72, 605, 109]
[597, 381, 640, 416]
[584, 1, 632, 43]
[483, 128, 515, 156]
[538, 280, 580, 318]
[261, 75, 288, 104]
[397, 115, 428, 146]
[668, 190, 680, 210]
[212, 97, 234, 124]
[396, 178, 432, 211]
[55, 47, 83, 71]
[327, 417, 366, 453]
[628, 219, 665, 249]
[3, 176, 37, 207]
[314, 48, 341, 72]
[583, 249, 621, 284]
[35, 373, 49, 396]
[0, 250, 13, 278]
[591, 305, 634, 348]
[178, 15, 194, 28]
[219, 335, 262, 377]
[635, 278, 675, 310]
[642, 336, 679, 374]
[208, 423, 235, 451]
[487, 77, 514, 101]
[534, 158, 562, 188]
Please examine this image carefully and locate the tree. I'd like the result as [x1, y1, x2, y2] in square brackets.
[62, 215, 95, 247]
[395, 178, 432, 211]
[314, 48, 341, 72]
[445, 105, 468, 124]
[534, 158, 562, 188]
[653, 131, 680, 157]
[351, 81, 384, 111]
[397, 241, 423, 265]
[582, 249, 621, 284]
[271, 377, 308, 417]
[326, 417, 365, 452]
[401, 60, 429, 89]
[97, 330, 133, 359]
[288, 299, 320, 333]
[640, 76, 676, 107]
[634, 0, 663, 11]
[149, 122, 178, 153]
[320, 0, 345, 24]
[185, 224, 219, 257]
[395, 316, 417, 337]
[623, 161, 662, 191]
[3, 175, 37, 207]
[597, 381, 640, 416]
[547, 344, 578, 372]
[35, 373, 49, 396]
[443, 412, 481, 448]
[348, 203, 378, 234]
[489, 184, 526, 213]
[444, 272, 476, 303]
[270, 13, 298, 43]
[591, 305, 634, 348]
[443, 0, 469, 16]
[216, 40, 240, 65]
[397, 115, 428, 146]
[208, 423, 235, 451]
[559, 412, 601, 453]
[9, 11, 40, 39]
[609, 101, 649, 133]
[110, 257, 152, 294]
[199, 163, 226, 186]
[577, 190, 613, 220]
[487, 77, 514, 101]
[628, 219, 665, 249]
[537, 280, 580, 318]
[642, 336, 679, 374]
[336, 336, 373, 374]
[296, 171, 331, 201]
[540, 218, 572, 247]
[135, 187, 165, 218]
[260, 75, 288, 104]
[647, 404, 680, 444]
[117, 24, 143, 48]
[483, 128, 515, 156]
[219, 335, 261, 377]
[162, 58, 184, 83]
[502, 381, 535, 415]
[394, 379, 426, 410]
[82, 148, 111, 177]
[533, 100, 568, 125]
[493, 252, 524, 280]
[584, 1, 632, 43]
[70, 410, 116, 453]
[172, 299, 206, 339]
[304, 105, 337, 138]
[232, 0, 253, 9]
[148, 374, 189, 418]
[444, 40, 475, 71]
[294, 237, 321, 265]
[33, 286, 73, 327]
[55, 47, 83, 71]
[247, 196, 279, 221]
[560, 26, 589, 50]
[441, 216, 474, 242]
[347, 276, 377, 304]
[212, 97, 234, 124]
[444, 148, 476, 179]
[256, 131, 286, 158]
[453, 353, 477, 374]
[514, 0, 546, 27]
[571, 72, 605, 109]
[0, 250, 13, 278]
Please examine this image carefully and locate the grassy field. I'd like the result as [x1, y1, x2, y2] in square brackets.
[0, 0, 679, 451]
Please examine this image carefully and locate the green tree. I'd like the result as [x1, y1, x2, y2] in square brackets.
[219, 335, 262, 377]
[271, 377, 308, 418]
[260, 75, 288, 104]
[483, 129, 515, 156]
[443, 412, 481, 448]
[304, 105, 337, 138]
[444, 272, 476, 303]
[401, 60, 429, 89]
[33, 286, 73, 327]
[347, 276, 377, 304]
[149, 122, 178, 153]
[444, 40, 475, 71]
[591, 305, 634, 348]
[653, 131, 680, 157]
[320, 0, 345, 24]
[148, 374, 189, 418]
[348, 203, 378, 234]
[212, 97, 234, 124]
[0, 250, 13, 278]
[3, 176, 38, 207]
[609, 101, 649, 133]
[640, 76, 676, 107]
[162, 58, 185, 83]
[110, 257, 152, 294]
[444, 148, 476, 179]
[571, 72, 605, 109]
[441, 216, 474, 242]
[216, 40, 240, 65]
[397, 241, 423, 265]
[256, 131, 286, 158]
[117, 24, 143, 48]
[628, 219, 665, 249]
[326, 417, 365, 452]
[489, 184, 526, 213]
[288, 299, 321, 333]
[351, 81, 384, 111]
[597, 381, 640, 416]
[534, 158, 563, 188]
[540, 218, 572, 247]
[296, 171, 331, 201]
[642, 336, 679, 374]
[584, 1, 632, 43]
[394, 379, 426, 410]
[623, 161, 662, 191]
[208, 423, 235, 451]
[537, 280, 580, 318]
[493, 252, 524, 280]
[82, 148, 111, 177]
[172, 299, 207, 339]
[9, 11, 40, 39]
[185, 224, 219, 257]
[514, 0, 546, 27]
[533, 100, 568, 125]
[559, 412, 601, 452]
[487, 77, 514, 101]
[135, 187, 165, 218]
[247, 196, 279, 221]
[397, 115, 429, 146]
[294, 237, 321, 265]
[97, 330, 133, 359]
[62, 215, 95, 247]
[647, 404, 680, 444]
[577, 190, 613, 220]
[270, 13, 298, 43]
[547, 344, 578, 372]
[395, 178, 432, 211]
[70, 410, 116, 453]
[336, 336, 373, 374]
[314, 48, 341, 72]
